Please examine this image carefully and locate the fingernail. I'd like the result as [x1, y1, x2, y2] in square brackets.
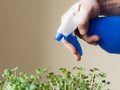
[74, 52, 81, 61]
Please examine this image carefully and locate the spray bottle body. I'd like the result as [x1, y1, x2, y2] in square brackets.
[88, 16, 120, 54]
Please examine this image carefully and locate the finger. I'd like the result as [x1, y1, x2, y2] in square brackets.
[62, 39, 81, 61]
[81, 34, 100, 45]
[75, 29, 100, 45]
[73, 52, 81, 61]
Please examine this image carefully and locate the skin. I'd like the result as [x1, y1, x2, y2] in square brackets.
[62, 0, 120, 61]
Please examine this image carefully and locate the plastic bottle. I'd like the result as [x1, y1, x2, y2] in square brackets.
[55, 3, 120, 56]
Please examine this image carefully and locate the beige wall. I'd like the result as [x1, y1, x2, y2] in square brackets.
[0, 0, 120, 89]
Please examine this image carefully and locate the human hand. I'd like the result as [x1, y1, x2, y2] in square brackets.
[61, 0, 100, 61]
[62, 29, 100, 61]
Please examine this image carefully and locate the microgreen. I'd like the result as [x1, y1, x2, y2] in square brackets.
[0, 66, 110, 90]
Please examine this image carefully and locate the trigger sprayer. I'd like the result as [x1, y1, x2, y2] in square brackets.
[55, 3, 120, 56]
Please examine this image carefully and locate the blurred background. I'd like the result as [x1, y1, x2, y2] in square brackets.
[0, 0, 120, 89]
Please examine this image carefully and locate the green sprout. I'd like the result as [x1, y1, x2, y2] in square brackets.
[0, 66, 110, 90]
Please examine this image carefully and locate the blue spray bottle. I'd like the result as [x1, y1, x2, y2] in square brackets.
[55, 3, 120, 56]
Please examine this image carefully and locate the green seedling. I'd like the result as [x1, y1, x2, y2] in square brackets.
[0, 66, 110, 90]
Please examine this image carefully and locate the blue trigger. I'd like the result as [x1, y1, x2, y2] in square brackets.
[64, 34, 83, 56]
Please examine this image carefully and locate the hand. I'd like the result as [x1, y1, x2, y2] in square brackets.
[61, 0, 100, 61]
[62, 29, 100, 61]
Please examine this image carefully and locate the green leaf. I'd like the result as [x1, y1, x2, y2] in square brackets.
[3, 69, 11, 77]
[23, 73, 30, 80]
[107, 81, 111, 85]
[29, 83, 38, 90]
[42, 68, 48, 73]
[0, 80, 4, 85]
[18, 77, 26, 82]
[35, 68, 42, 74]
[99, 72, 106, 78]
[30, 75, 36, 80]
[11, 66, 19, 71]
[59, 68, 67, 73]
[13, 84, 18, 90]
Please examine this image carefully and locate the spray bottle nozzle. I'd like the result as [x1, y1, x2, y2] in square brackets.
[55, 33, 63, 41]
